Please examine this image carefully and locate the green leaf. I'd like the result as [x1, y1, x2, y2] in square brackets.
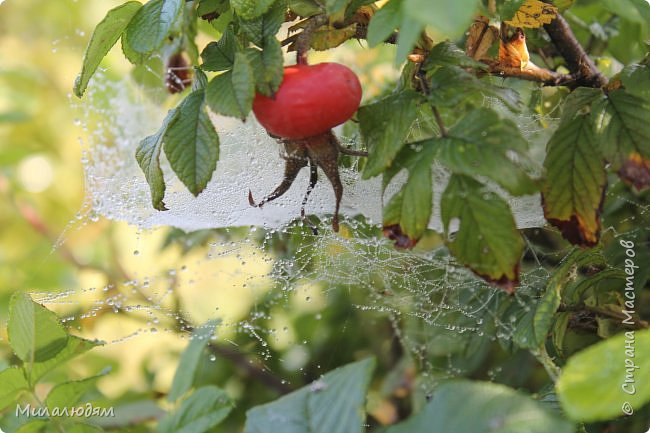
[359, 90, 421, 179]
[542, 113, 606, 247]
[197, 0, 225, 17]
[206, 52, 255, 119]
[91, 400, 165, 429]
[403, 0, 480, 37]
[30, 336, 103, 385]
[533, 279, 563, 346]
[13, 421, 50, 433]
[620, 61, 650, 101]
[386, 380, 573, 433]
[245, 358, 376, 433]
[200, 28, 236, 72]
[45, 370, 109, 410]
[512, 308, 538, 349]
[131, 55, 168, 104]
[441, 175, 524, 289]
[136, 108, 179, 211]
[427, 66, 521, 111]
[289, 0, 324, 17]
[65, 424, 105, 433]
[557, 328, 650, 422]
[74, 1, 142, 97]
[498, 0, 526, 21]
[560, 87, 604, 121]
[534, 249, 607, 344]
[324, 0, 352, 14]
[168, 320, 220, 402]
[209, 8, 235, 33]
[383, 145, 436, 241]
[553, 0, 574, 12]
[124, 0, 183, 58]
[158, 386, 233, 433]
[0, 367, 29, 409]
[230, 0, 276, 20]
[245, 37, 284, 96]
[565, 267, 625, 304]
[395, 14, 424, 63]
[596, 90, 650, 167]
[193, 68, 209, 91]
[8, 292, 68, 364]
[423, 41, 486, 70]
[435, 108, 537, 196]
[239, 1, 285, 47]
[163, 89, 220, 196]
[551, 311, 571, 356]
[366, 0, 402, 47]
[602, 0, 650, 26]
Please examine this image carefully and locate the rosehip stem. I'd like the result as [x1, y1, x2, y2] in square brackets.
[295, 15, 328, 65]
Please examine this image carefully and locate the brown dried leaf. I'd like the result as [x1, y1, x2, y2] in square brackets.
[499, 27, 530, 70]
[383, 224, 418, 249]
[466, 16, 498, 60]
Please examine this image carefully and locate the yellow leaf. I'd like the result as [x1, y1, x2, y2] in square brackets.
[505, 0, 557, 28]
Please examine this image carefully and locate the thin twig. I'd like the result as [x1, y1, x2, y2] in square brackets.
[432, 106, 448, 137]
[543, 13, 607, 88]
[559, 304, 649, 330]
[209, 344, 292, 394]
[173, 294, 293, 395]
[483, 60, 576, 86]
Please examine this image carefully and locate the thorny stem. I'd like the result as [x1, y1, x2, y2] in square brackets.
[295, 14, 328, 65]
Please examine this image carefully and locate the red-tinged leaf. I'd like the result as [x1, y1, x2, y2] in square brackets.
[618, 152, 650, 191]
[382, 224, 418, 249]
[542, 113, 606, 247]
[441, 175, 524, 292]
[595, 90, 650, 169]
[381, 145, 436, 247]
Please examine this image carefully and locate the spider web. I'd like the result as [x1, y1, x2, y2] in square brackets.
[76, 72, 547, 233]
[40, 65, 646, 397]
